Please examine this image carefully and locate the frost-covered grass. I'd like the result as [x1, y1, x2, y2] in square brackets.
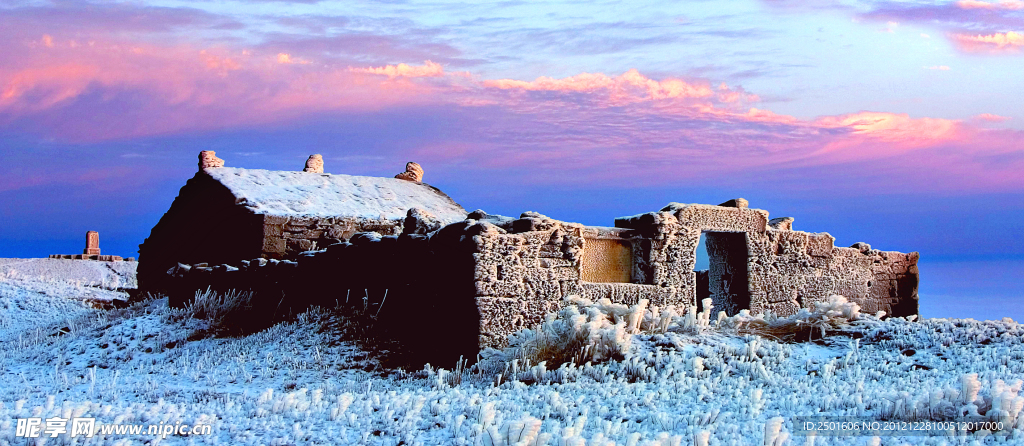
[2, 271, 1024, 445]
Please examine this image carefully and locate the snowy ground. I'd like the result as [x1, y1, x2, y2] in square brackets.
[1, 260, 1023, 446]
[0, 259, 135, 344]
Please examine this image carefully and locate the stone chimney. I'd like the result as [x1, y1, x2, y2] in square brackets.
[199, 151, 225, 170]
[84, 231, 100, 255]
[394, 162, 424, 182]
[304, 154, 324, 173]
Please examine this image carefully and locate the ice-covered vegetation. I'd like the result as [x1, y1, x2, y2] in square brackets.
[2, 270, 1024, 445]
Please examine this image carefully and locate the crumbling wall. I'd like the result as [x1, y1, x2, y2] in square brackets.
[751, 229, 918, 318]
[616, 201, 918, 318]
[467, 212, 694, 349]
[465, 212, 584, 348]
[158, 201, 919, 364]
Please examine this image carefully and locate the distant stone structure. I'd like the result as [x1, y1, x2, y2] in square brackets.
[144, 152, 919, 363]
[84, 231, 100, 255]
[49, 231, 133, 261]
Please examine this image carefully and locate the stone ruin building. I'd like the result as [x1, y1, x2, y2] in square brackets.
[141, 152, 919, 363]
[50, 231, 134, 262]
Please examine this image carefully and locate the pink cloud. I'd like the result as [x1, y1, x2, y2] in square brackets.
[816, 112, 959, 141]
[0, 36, 445, 139]
[956, 0, 1024, 10]
[951, 31, 1024, 52]
[742, 107, 801, 124]
[276, 53, 310, 65]
[975, 113, 1011, 122]
[0, 31, 1021, 193]
[806, 112, 965, 163]
[482, 69, 757, 109]
[880, 21, 900, 33]
[350, 60, 445, 79]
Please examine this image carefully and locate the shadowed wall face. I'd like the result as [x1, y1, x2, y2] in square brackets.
[581, 238, 632, 283]
[705, 232, 750, 316]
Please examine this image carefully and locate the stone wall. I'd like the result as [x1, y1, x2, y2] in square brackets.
[139, 171, 411, 293]
[163, 227, 481, 366]
[159, 202, 919, 362]
[615, 202, 919, 318]
[259, 215, 403, 259]
[465, 213, 696, 348]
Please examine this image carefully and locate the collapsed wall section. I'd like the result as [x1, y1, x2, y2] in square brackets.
[617, 202, 918, 318]
[468, 212, 694, 349]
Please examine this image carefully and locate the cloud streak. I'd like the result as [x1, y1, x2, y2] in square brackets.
[857, 1, 1024, 53]
[956, 0, 1024, 10]
[351, 60, 446, 78]
[951, 31, 1024, 52]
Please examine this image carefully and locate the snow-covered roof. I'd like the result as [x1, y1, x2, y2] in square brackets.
[206, 167, 466, 222]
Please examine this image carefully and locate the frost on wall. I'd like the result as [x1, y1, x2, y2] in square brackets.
[471, 201, 918, 349]
[580, 237, 632, 283]
[157, 198, 918, 358]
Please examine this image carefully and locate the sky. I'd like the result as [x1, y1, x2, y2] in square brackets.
[1, 0, 1022, 320]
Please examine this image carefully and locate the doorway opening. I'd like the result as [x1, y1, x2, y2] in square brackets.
[694, 231, 750, 316]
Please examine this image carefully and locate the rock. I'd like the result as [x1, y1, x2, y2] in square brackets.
[465, 221, 506, 237]
[768, 217, 794, 230]
[659, 202, 687, 212]
[404, 208, 443, 235]
[512, 211, 558, 233]
[467, 209, 516, 232]
[350, 232, 383, 245]
[718, 198, 749, 209]
[303, 154, 324, 173]
[395, 162, 424, 182]
[851, 242, 872, 253]
[199, 151, 225, 169]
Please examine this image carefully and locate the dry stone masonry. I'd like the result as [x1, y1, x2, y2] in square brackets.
[143, 153, 919, 362]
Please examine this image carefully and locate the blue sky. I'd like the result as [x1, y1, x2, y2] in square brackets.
[1, 0, 1022, 319]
